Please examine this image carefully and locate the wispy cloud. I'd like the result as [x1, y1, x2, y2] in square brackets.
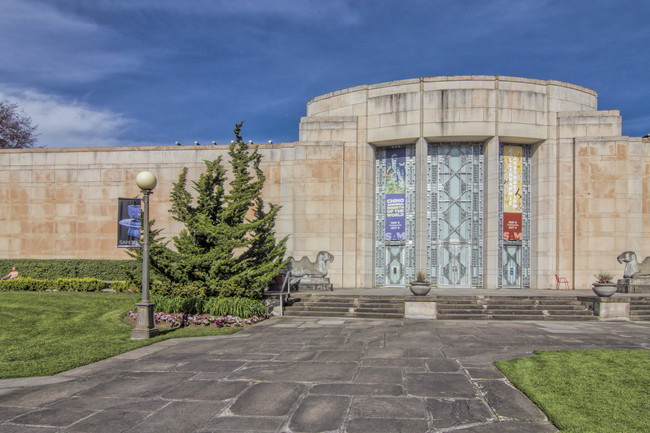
[89, 0, 361, 24]
[0, 87, 146, 148]
[0, 0, 141, 84]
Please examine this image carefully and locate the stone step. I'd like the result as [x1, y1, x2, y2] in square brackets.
[291, 300, 403, 309]
[436, 309, 593, 317]
[540, 309, 594, 316]
[437, 313, 597, 321]
[435, 298, 586, 305]
[542, 315, 598, 321]
[437, 295, 584, 301]
[283, 310, 403, 319]
[437, 308, 487, 314]
[445, 302, 590, 309]
[437, 303, 591, 310]
[348, 307, 404, 313]
[487, 300, 586, 306]
[288, 306, 403, 315]
[298, 297, 404, 305]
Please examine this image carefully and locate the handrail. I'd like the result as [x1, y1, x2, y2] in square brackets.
[278, 270, 293, 317]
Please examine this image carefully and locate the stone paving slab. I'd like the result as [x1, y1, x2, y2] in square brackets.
[0, 318, 649, 432]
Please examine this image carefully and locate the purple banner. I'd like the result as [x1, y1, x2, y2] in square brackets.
[384, 148, 406, 241]
[117, 197, 142, 248]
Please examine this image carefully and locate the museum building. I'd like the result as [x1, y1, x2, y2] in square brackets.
[1, 75, 648, 290]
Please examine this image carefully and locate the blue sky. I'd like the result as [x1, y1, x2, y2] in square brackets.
[1, 0, 648, 148]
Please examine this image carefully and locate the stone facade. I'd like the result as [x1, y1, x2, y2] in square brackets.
[1, 75, 647, 289]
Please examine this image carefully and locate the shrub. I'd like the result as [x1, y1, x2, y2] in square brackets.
[148, 294, 266, 318]
[109, 281, 139, 293]
[0, 259, 139, 280]
[148, 279, 263, 300]
[181, 296, 205, 315]
[0, 278, 48, 292]
[150, 281, 207, 298]
[204, 297, 266, 318]
[0, 277, 123, 293]
[151, 295, 184, 314]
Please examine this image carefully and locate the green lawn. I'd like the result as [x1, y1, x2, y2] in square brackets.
[495, 350, 650, 433]
[0, 291, 241, 379]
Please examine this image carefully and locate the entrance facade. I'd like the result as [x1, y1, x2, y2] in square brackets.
[375, 146, 416, 287]
[375, 143, 484, 288]
[375, 141, 531, 289]
[427, 143, 483, 288]
[499, 144, 531, 288]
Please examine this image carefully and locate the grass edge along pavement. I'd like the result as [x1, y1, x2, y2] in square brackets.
[0, 291, 255, 379]
[495, 350, 650, 433]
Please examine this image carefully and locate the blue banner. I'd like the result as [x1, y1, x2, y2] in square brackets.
[384, 148, 406, 241]
[117, 198, 142, 248]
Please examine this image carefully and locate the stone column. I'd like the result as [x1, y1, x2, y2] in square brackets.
[415, 137, 429, 276]
[484, 136, 500, 288]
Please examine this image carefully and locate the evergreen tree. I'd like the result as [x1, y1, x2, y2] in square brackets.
[133, 122, 288, 299]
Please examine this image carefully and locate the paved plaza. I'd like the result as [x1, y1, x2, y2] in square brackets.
[1, 317, 649, 432]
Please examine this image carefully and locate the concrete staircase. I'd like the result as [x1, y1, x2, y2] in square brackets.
[282, 294, 600, 321]
[436, 296, 597, 320]
[630, 297, 650, 321]
[283, 295, 404, 319]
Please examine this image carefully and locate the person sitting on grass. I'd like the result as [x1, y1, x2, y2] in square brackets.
[2, 266, 19, 280]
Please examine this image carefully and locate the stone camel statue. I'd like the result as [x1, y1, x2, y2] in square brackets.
[288, 251, 334, 278]
[617, 251, 650, 278]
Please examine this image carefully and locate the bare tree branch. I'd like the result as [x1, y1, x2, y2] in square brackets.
[0, 101, 40, 149]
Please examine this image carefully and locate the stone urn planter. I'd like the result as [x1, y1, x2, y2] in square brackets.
[592, 272, 617, 297]
[592, 283, 617, 297]
[409, 282, 431, 296]
[409, 272, 432, 296]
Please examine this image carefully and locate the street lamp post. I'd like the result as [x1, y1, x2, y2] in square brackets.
[131, 171, 160, 339]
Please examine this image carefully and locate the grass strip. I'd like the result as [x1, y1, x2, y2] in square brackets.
[0, 291, 242, 379]
[495, 350, 650, 433]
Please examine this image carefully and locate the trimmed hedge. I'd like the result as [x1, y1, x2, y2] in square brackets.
[0, 278, 138, 293]
[151, 294, 266, 318]
[0, 259, 140, 281]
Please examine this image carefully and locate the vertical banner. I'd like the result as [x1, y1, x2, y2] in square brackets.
[117, 198, 142, 248]
[385, 148, 406, 241]
[503, 145, 523, 241]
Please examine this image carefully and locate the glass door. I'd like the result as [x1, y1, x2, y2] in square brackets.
[502, 245, 522, 287]
[385, 245, 405, 287]
[439, 242, 469, 286]
[428, 143, 483, 288]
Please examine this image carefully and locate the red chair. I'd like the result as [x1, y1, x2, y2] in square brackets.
[554, 274, 569, 290]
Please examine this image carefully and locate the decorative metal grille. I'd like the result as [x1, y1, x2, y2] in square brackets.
[375, 150, 386, 286]
[386, 246, 405, 286]
[502, 245, 521, 286]
[427, 143, 483, 288]
[498, 144, 531, 288]
[375, 145, 416, 287]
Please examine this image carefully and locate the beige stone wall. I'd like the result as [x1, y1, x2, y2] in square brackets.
[307, 75, 598, 145]
[567, 137, 647, 287]
[1, 75, 646, 290]
[0, 143, 351, 288]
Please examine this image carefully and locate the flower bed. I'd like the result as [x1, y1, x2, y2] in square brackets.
[126, 311, 267, 328]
